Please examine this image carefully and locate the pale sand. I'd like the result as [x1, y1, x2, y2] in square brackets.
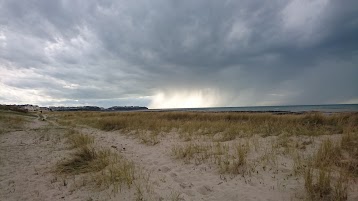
[1, 114, 357, 200]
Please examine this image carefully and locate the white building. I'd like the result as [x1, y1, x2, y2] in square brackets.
[22, 104, 40, 112]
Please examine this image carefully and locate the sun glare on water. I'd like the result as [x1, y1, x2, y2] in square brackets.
[149, 90, 219, 109]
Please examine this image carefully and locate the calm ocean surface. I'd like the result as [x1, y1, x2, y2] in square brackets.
[156, 104, 358, 113]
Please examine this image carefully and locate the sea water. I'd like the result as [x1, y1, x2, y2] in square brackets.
[161, 104, 358, 113]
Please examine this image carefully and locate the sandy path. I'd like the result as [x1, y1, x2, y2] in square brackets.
[0, 116, 93, 201]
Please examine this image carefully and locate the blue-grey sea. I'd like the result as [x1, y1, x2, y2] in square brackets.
[157, 104, 358, 113]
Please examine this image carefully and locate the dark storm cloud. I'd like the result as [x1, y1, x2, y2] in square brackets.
[0, 0, 357, 107]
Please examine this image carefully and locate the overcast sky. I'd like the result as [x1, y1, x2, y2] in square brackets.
[1, 0, 357, 108]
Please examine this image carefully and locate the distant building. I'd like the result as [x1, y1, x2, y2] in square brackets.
[21, 104, 40, 112]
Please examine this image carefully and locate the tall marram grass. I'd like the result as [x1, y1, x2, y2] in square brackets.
[53, 111, 358, 199]
[57, 146, 110, 174]
[305, 166, 348, 201]
[57, 130, 139, 195]
[55, 111, 358, 140]
[304, 136, 355, 200]
[65, 129, 94, 149]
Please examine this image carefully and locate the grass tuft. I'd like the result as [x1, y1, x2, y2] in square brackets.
[57, 146, 110, 174]
[54, 111, 358, 145]
[0, 111, 27, 134]
[305, 167, 332, 200]
[305, 165, 349, 201]
[314, 139, 341, 168]
[95, 155, 136, 193]
[51, 111, 358, 198]
[66, 130, 94, 148]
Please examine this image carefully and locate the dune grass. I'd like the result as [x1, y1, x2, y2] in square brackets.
[53, 112, 358, 149]
[314, 139, 341, 168]
[0, 105, 29, 113]
[57, 146, 110, 174]
[215, 141, 250, 175]
[53, 111, 358, 200]
[302, 135, 356, 200]
[57, 130, 106, 175]
[65, 129, 94, 149]
[341, 132, 358, 176]
[54, 111, 358, 141]
[57, 129, 149, 198]
[57, 144, 141, 195]
[0, 110, 29, 134]
[171, 140, 252, 175]
[304, 165, 348, 201]
[94, 154, 136, 193]
[305, 167, 332, 200]
[313, 136, 358, 177]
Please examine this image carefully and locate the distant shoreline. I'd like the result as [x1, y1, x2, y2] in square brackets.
[148, 104, 358, 113]
[2, 104, 358, 113]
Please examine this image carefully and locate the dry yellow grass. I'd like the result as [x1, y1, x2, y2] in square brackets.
[54, 111, 358, 140]
[65, 129, 95, 149]
[56, 128, 151, 198]
[53, 111, 358, 200]
[303, 136, 355, 200]
[57, 146, 110, 174]
[304, 166, 348, 201]
[0, 110, 31, 134]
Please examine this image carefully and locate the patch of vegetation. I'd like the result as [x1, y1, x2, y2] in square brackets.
[57, 146, 110, 174]
[305, 167, 348, 201]
[57, 128, 151, 198]
[65, 129, 94, 149]
[172, 143, 211, 161]
[54, 111, 358, 143]
[313, 136, 358, 177]
[0, 105, 29, 113]
[216, 141, 250, 175]
[95, 154, 136, 193]
[341, 132, 358, 176]
[303, 135, 356, 200]
[52, 111, 358, 199]
[305, 167, 332, 200]
[0, 112, 27, 134]
[314, 139, 342, 168]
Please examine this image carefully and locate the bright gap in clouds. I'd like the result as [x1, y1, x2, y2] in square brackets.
[149, 90, 220, 109]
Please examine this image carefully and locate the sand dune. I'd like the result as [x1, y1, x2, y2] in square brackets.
[1, 111, 358, 200]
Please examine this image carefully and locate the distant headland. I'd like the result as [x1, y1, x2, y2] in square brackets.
[0, 104, 148, 112]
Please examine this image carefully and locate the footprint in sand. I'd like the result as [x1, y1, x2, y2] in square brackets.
[183, 189, 195, 197]
[173, 176, 184, 183]
[197, 185, 213, 195]
[158, 166, 171, 173]
[7, 180, 15, 193]
[180, 182, 193, 189]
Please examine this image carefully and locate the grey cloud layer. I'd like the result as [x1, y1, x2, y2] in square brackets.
[1, 0, 357, 107]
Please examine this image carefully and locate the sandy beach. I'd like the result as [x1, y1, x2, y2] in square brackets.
[1, 1, 357, 200]
[1, 110, 358, 201]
